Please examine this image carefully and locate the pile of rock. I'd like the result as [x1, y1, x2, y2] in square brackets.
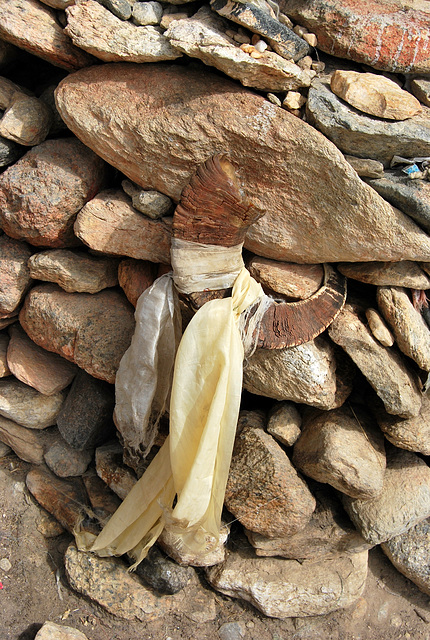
[1, 0, 430, 622]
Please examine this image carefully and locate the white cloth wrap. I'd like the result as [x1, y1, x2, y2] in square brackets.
[170, 237, 244, 294]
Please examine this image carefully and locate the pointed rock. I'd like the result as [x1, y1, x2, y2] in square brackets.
[0, 235, 33, 315]
[266, 401, 301, 446]
[19, 284, 135, 384]
[55, 63, 430, 263]
[0, 0, 95, 70]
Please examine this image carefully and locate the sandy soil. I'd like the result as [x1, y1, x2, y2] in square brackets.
[2, 453, 430, 640]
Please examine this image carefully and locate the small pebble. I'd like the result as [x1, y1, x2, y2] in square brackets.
[251, 34, 260, 45]
[254, 40, 268, 53]
[160, 13, 187, 29]
[279, 13, 293, 28]
[293, 24, 308, 37]
[267, 93, 282, 107]
[240, 44, 254, 54]
[303, 32, 318, 47]
[283, 91, 306, 110]
[97, 0, 132, 20]
[311, 60, 326, 73]
[250, 51, 263, 59]
[234, 33, 251, 44]
[218, 621, 246, 640]
[390, 614, 403, 628]
[297, 55, 313, 70]
[132, 1, 163, 26]
[226, 29, 236, 39]
[0, 558, 11, 571]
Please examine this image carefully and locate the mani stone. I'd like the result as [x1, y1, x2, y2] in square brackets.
[225, 421, 316, 537]
[337, 261, 430, 289]
[34, 621, 89, 640]
[0, 376, 65, 429]
[28, 249, 120, 294]
[55, 63, 430, 264]
[306, 79, 430, 166]
[0, 235, 33, 315]
[0, 415, 57, 464]
[74, 190, 172, 264]
[381, 518, 430, 597]
[376, 286, 430, 372]
[246, 484, 370, 560]
[118, 259, 156, 307]
[342, 447, 430, 545]
[0, 333, 10, 377]
[411, 77, 430, 108]
[0, 138, 107, 248]
[375, 393, 430, 456]
[328, 304, 422, 419]
[368, 170, 430, 235]
[266, 401, 301, 446]
[206, 541, 369, 618]
[330, 71, 422, 121]
[122, 180, 173, 219]
[344, 156, 384, 179]
[65, 0, 181, 63]
[56, 369, 115, 450]
[165, 7, 313, 94]
[44, 439, 93, 477]
[365, 308, 394, 347]
[292, 406, 386, 499]
[280, 0, 430, 75]
[0, 0, 94, 70]
[7, 324, 78, 395]
[243, 336, 351, 410]
[19, 284, 135, 384]
[247, 257, 323, 300]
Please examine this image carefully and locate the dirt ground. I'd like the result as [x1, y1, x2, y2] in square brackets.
[1, 453, 430, 640]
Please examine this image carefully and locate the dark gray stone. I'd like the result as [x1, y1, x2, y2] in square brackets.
[0, 135, 24, 167]
[134, 545, 194, 594]
[97, 0, 131, 20]
[56, 369, 115, 450]
[367, 170, 430, 234]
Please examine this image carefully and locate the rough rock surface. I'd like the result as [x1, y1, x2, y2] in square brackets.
[44, 439, 93, 477]
[28, 249, 120, 294]
[95, 442, 137, 500]
[0, 0, 95, 70]
[206, 542, 368, 618]
[0, 376, 65, 429]
[0, 138, 107, 247]
[225, 422, 316, 537]
[381, 518, 430, 597]
[375, 393, 430, 455]
[365, 308, 394, 347]
[7, 324, 78, 395]
[247, 257, 323, 299]
[280, 0, 430, 74]
[330, 70, 421, 120]
[266, 401, 301, 446]
[0, 416, 57, 464]
[121, 180, 173, 219]
[74, 190, 172, 264]
[64, 543, 217, 622]
[368, 170, 430, 234]
[65, 0, 181, 62]
[411, 77, 430, 107]
[135, 545, 193, 595]
[376, 286, 430, 371]
[54, 63, 430, 263]
[158, 526, 228, 568]
[246, 485, 370, 560]
[0, 94, 52, 147]
[165, 7, 313, 93]
[307, 80, 430, 166]
[342, 447, 430, 545]
[118, 259, 156, 307]
[328, 304, 422, 418]
[0, 235, 33, 314]
[19, 284, 135, 384]
[293, 407, 386, 499]
[337, 261, 430, 289]
[34, 621, 89, 640]
[344, 156, 384, 179]
[243, 336, 350, 410]
[56, 370, 115, 450]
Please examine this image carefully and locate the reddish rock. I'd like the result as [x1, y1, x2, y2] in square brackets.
[0, 0, 95, 70]
[19, 284, 135, 384]
[0, 138, 106, 248]
[0, 235, 33, 314]
[118, 259, 157, 306]
[7, 324, 78, 395]
[280, 0, 430, 74]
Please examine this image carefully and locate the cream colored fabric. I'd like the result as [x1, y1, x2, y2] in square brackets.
[80, 267, 264, 566]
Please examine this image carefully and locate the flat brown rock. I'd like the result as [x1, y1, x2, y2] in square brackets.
[338, 261, 430, 289]
[0, 138, 107, 248]
[0, 0, 95, 70]
[55, 64, 430, 263]
[74, 190, 172, 264]
[19, 284, 135, 384]
[248, 257, 323, 300]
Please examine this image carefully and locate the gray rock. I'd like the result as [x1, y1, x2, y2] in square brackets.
[218, 622, 246, 640]
[57, 370, 115, 450]
[210, 0, 310, 61]
[44, 439, 93, 477]
[377, 286, 430, 372]
[97, 0, 132, 20]
[243, 336, 352, 410]
[328, 304, 422, 418]
[381, 517, 430, 596]
[122, 180, 173, 218]
[306, 79, 430, 166]
[411, 77, 430, 108]
[375, 393, 430, 455]
[66, 0, 182, 62]
[134, 545, 194, 594]
[292, 406, 386, 499]
[165, 7, 313, 93]
[337, 261, 430, 289]
[206, 541, 369, 618]
[342, 447, 430, 545]
[0, 377, 66, 429]
[225, 418, 315, 537]
[132, 1, 163, 25]
[0, 235, 33, 315]
[35, 621, 89, 640]
[267, 401, 301, 446]
[368, 170, 430, 234]
[0, 136, 24, 167]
